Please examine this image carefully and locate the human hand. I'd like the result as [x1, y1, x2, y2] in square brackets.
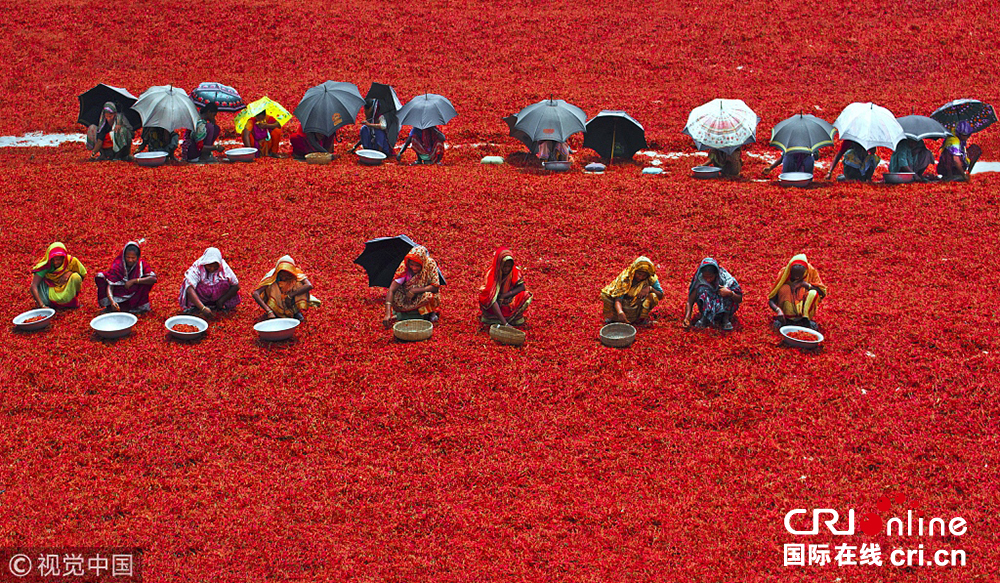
[110, 301, 120, 312]
[637, 285, 650, 300]
[382, 316, 392, 329]
[825, 171, 833, 179]
[124, 279, 135, 289]
[405, 288, 416, 300]
[719, 286, 732, 297]
[266, 310, 276, 319]
[201, 306, 213, 317]
[682, 317, 691, 329]
[616, 311, 628, 323]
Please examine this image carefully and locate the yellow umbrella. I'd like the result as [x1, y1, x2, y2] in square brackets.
[234, 97, 293, 133]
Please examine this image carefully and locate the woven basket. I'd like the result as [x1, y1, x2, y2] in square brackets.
[305, 152, 332, 165]
[489, 324, 526, 346]
[599, 323, 636, 348]
[393, 319, 433, 341]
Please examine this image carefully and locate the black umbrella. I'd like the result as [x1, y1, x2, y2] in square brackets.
[503, 114, 537, 154]
[189, 82, 246, 112]
[354, 234, 446, 288]
[365, 82, 403, 145]
[77, 84, 141, 129]
[769, 114, 835, 154]
[293, 81, 365, 136]
[583, 110, 647, 161]
[896, 115, 949, 141]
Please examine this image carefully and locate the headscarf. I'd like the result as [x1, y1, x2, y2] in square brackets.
[768, 254, 827, 300]
[688, 257, 740, 295]
[97, 102, 134, 152]
[102, 241, 153, 299]
[393, 246, 440, 288]
[478, 247, 525, 307]
[32, 242, 81, 283]
[183, 247, 238, 288]
[256, 255, 320, 310]
[257, 255, 308, 288]
[602, 256, 658, 298]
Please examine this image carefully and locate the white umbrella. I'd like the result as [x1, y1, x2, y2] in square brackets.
[833, 102, 905, 151]
[683, 98, 759, 154]
[132, 85, 201, 132]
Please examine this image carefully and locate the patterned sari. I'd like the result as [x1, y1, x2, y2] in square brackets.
[391, 246, 442, 317]
[478, 247, 532, 324]
[31, 242, 87, 307]
[179, 247, 240, 310]
[255, 256, 320, 317]
[601, 256, 662, 323]
[688, 257, 742, 325]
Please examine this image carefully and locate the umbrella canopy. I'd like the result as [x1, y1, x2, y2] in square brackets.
[503, 114, 537, 154]
[833, 102, 905, 151]
[77, 84, 142, 129]
[683, 98, 759, 154]
[583, 110, 647, 160]
[189, 82, 246, 112]
[397, 94, 458, 129]
[132, 85, 201, 132]
[234, 97, 294, 134]
[364, 82, 403, 143]
[293, 81, 365, 136]
[769, 114, 836, 154]
[354, 235, 447, 288]
[930, 99, 997, 134]
[513, 99, 587, 143]
[896, 115, 950, 141]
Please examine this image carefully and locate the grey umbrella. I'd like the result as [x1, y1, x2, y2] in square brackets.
[896, 115, 950, 141]
[396, 94, 457, 129]
[294, 81, 365, 136]
[132, 85, 200, 132]
[503, 115, 537, 154]
[513, 99, 586, 142]
[769, 114, 835, 154]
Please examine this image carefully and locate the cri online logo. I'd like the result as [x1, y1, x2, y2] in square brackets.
[785, 493, 967, 537]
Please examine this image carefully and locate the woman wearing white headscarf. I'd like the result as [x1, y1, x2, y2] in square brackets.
[179, 247, 240, 316]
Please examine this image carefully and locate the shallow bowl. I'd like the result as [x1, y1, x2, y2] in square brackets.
[134, 152, 168, 167]
[779, 325, 825, 349]
[542, 161, 571, 172]
[225, 147, 258, 162]
[165, 315, 208, 340]
[13, 308, 55, 332]
[90, 312, 138, 339]
[885, 172, 916, 184]
[779, 172, 813, 187]
[253, 318, 300, 341]
[692, 165, 721, 179]
[357, 149, 387, 166]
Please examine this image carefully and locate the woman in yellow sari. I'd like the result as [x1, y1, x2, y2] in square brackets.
[383, 246, 442, 328]
[30, 242, 87, 308]
[601, 256, 663, 325]
[251, 255, 320, 321]
[768, 254, 827, 330]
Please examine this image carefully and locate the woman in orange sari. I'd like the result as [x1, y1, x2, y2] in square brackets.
[768, 254, 827, 330]
[252, 255, 320, 321]
[29, 242, 87, 308]
[242, 110, 283, 158]
[382, 246, 442, 328]
[478, 247, 532, 326]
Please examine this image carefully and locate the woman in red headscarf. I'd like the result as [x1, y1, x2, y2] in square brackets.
[478, 247, 532, 327]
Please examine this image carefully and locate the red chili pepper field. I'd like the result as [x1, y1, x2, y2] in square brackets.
[1, 2, 998, 581]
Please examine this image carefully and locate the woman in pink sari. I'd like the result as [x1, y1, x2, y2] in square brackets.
[95, 242, 157, 313]
[179, 247, 240, 316]
[397, 126, 445, 164]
